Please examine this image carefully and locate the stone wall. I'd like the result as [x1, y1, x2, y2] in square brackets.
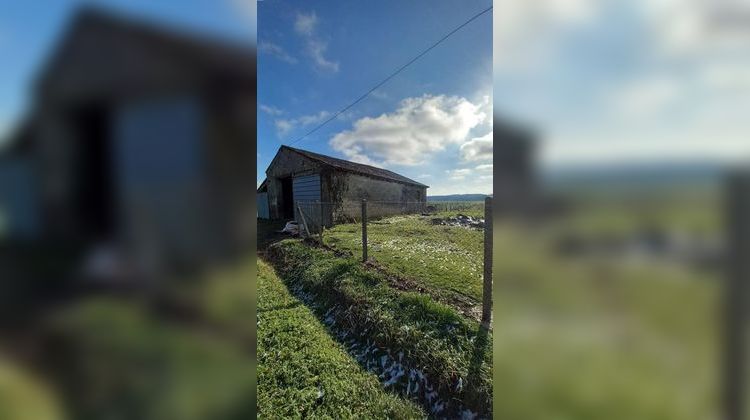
[331, 172, 427, 221]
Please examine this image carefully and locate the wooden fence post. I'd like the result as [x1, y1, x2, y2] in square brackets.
[362, 199, 368, 262]
[297, 202, 311, 238]
[724, 171, 750, 420]
[481, 197, 493, 329]
[317, 200, 324, 244]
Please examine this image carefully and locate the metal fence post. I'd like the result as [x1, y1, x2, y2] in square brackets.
[362, 199, 368, 262]
[724, 171, 750, 420]
[482, 197, 493, 329]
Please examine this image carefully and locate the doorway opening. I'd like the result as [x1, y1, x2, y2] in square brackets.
[281, 177, 294, 220]
[70, 103, 118, 241]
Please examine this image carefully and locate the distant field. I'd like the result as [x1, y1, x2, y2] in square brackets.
[553, 185, 721, 236]
[323, 203, 485, 308]
[256, 259, 425, 419]
[492, 186, 722, 419]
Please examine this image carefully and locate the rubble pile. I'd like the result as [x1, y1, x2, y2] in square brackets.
[430, 214, 485, 229]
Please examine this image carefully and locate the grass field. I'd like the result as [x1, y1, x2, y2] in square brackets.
[492, 186, 722, 419]
[45, 299, 256, 420]
[0, 356, 62, 420]
[322, 202, 486, 310]
[0, 186, 728, 418]
[0, 254, 261, 420]
[257, 259, 425, 419]
[265, 240, 492, 417]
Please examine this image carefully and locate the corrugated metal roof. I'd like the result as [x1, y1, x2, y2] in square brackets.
[282, 146, 428, 188]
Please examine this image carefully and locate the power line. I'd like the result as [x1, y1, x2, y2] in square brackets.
[287, 4, 493, 147]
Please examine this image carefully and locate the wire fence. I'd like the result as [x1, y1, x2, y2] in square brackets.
[294, 198, 493, 328]
[294, 200, 486, 234]
[295, 200, 431, 233]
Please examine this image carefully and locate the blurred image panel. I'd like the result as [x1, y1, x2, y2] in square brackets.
[0, 1, 257, 419]
[493, 0, 749, 418]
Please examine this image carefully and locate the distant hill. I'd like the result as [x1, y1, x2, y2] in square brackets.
[541, 161, 726, 191]
[427, 194, 490, 202]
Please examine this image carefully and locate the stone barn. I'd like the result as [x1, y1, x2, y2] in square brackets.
[0, 6, 256, 271]
[258, 146, 428, 229]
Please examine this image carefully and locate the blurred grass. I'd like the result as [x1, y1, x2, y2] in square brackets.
[493, 187, 721, 419]
[48, 299, 256, 420]
[0, 251, 261, 420]
[0, 356, 63, 420]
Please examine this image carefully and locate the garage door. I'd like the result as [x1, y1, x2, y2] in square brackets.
[292, 174, 321, 202]
[292, 174, 321, 231]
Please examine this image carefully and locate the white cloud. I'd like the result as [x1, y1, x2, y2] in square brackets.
[275, 119, 294, 137]
[307, 39, 339, 72]
[295, 11, 318, 36]
[459, 131, 493, 162]
[699, 62, 750, 90]
[608, 77, 681, 118]
[274, 111, 332, 137]
[541, 127, 750, 168]
[298, 110, 331, 125]
[476, 163, 493, 172]
[260, 104, 284, 116]
[494, 0, 598, 72]
[229, 0, 257, 38]
[294, 11, 339, 72]
[446, 168, 473, 180]
[259, 41, 298, 64]
[417, 173, 432, 179]
[492, 0, 750, 168]
[329, 95, 487, 166]
[647, 0, 750, 58]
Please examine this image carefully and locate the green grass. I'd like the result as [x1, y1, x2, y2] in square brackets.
[428, 201, 486, 218]
[323, 210, 485, 305]
[266, 240, 492, 417]
[552, 186, 720, 237]
[46, 299, 256, 420]
[257, 259, 425, 419]
[0, 356, 63, 420]
[491, 187, 722, 419]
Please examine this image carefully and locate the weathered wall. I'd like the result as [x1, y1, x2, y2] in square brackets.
[34, 106, 80, 239]
[202, 90, 256, 259]
[257, 192, 269, 219]
[330, 172, 427, 221]
[113, 95, 211, 266]
[263, 148, 427, 224]
[265, 148, 323, 220]
[0, 158, 40, 240]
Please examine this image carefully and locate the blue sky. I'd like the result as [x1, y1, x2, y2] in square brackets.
[3, 0, 746, 194]
[257, 0, 494, 195]
[0, 0, 255, 147]
[493, 0, 750, 171]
